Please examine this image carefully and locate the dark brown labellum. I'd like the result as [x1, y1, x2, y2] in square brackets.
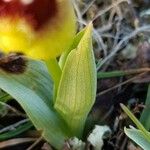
[0, 53, 27, 74]
[0, 0, 57, 30]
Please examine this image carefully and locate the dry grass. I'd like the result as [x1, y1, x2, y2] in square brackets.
[73, 0, 150, 70]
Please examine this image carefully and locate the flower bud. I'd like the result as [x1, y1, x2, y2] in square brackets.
[0, 0, 76, 59]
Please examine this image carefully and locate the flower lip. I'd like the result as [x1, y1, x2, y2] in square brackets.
[0, 0, 58, 30]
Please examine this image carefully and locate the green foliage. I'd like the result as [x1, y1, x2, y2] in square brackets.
[121, 104, 150, 150]
[0, 121, 32, 141]
[125, 127, 150, 150]
[0, 24, 97, 149]
[55, 23, 97, 137]
[97, 69, 149, 79]
[59, 28, 85, 69]
[0, 60, 69, 149]
[140, 84, 150, 130]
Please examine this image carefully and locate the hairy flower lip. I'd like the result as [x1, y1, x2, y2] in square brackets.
[0, 0, 58, 31]
[0, 0, 76, 60]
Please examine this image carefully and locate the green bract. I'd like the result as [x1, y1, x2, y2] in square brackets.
[54, 24, 96, 136]
[55, 23, 97, 137]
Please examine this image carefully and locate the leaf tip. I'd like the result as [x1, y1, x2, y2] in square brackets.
[120, 103, 125, 109]
[86, 22, 93, 34]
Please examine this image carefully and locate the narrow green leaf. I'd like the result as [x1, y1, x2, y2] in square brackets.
[97, 68, 150, 79]
[121, 104, 150, 142]
[0, 121, 33, 141]
[0, 60, 69, 149]
[55, 23, 97, 137]
[140, 84, 150, 130]
[125, 127, 150, 150]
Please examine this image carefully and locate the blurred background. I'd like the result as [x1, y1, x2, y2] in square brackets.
[74, 0, 150, 149]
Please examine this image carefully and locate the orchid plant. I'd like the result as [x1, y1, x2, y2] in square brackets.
[0, 0, 97, 149]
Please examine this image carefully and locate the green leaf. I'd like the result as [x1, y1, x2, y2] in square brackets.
[120, 104, 150, 141]
[55, 23, 97, 137]
[0, 91, 12, 103]
[48, 30, 86, 102]
[121, 98, 150, 149]
[140, 84, 150, 130]
[45, 58, 62, 102]
[59, 28, 85, 69]
[0, 60, 69, 149]
[0, 91, 12, 116]
[125, 127, 150, 150]
[97, 68, 150, 79]
[0, 121, 33, 141]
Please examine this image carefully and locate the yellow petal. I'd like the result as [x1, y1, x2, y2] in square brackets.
[0, 0, 76, 59]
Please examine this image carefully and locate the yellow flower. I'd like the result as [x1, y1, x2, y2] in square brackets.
[0, 0, 76, 59]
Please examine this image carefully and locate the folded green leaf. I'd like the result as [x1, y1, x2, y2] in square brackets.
[55, 23, 97, 137]
[0, 60, 69, 149]
[59, 28, 85, 69]
[125, 127, 150, 150]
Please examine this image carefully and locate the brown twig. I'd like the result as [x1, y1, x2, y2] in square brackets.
[97, 72, 147, 97]
[27, 136, 43, 150]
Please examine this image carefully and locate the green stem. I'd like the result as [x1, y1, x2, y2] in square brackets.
[45, 59, 62, 101]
